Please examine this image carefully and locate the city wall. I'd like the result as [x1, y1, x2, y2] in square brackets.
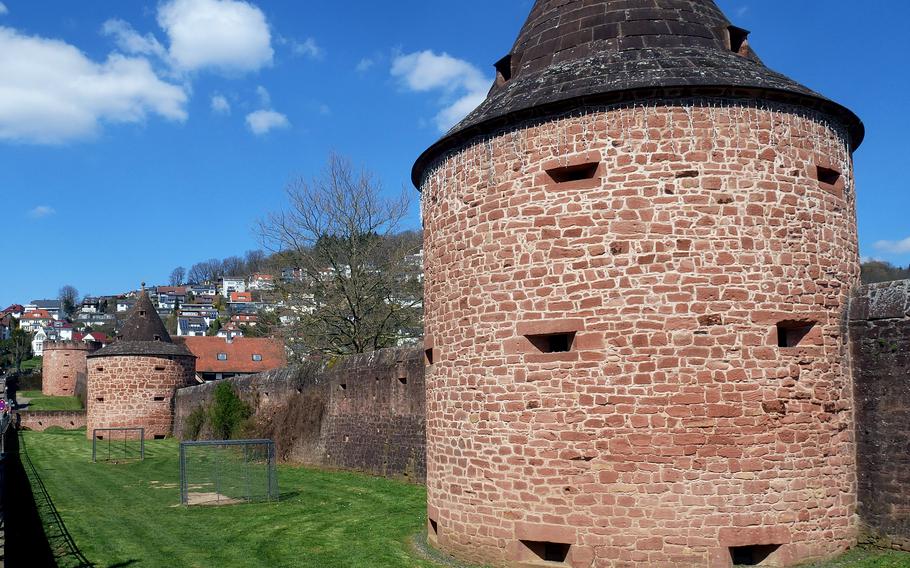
[173, 346, 426, 481]
[851, 280, 910, 551]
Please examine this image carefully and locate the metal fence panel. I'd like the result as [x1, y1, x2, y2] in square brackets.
[178, 439, 278, 506]
[91, 428, 145, 463]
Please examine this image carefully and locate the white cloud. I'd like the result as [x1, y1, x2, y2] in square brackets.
[291, 37, 322, 60]
[245, 109, 289, 135]
[101, 18, 167, 60]
[0, 27, 187, 144]
[29, 205, 56, 218]
[391, 50, 490, 132]
[255, 85, 270, 106]
[210, 94, 230, 114]
[355, 57, 374, 73]
[0, 3, 8, 16]
[873, 237, 910, 255]
[158, 0, 273, 73]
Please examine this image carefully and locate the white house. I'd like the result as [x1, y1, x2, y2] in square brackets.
[248, 273, 275, 291]
[31, 328, 47, 357]
[222, 277, 246, 297]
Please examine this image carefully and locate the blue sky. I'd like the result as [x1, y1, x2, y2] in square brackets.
[1, 0, 907, 307]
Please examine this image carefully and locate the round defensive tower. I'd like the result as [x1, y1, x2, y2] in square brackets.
[414, 2, 863, 567]
[42, 340, 100, 397]
[86, 289, 195, 440]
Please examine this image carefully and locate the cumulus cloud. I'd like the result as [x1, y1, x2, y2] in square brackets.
[391, 50, 490, 132]
[873, 237, 910, 255]
[158, 0, 273, 73]
[255, 85, 270, 106]
[0, 3, 8, 16]
[245, 109, 289, 135]
[210, 94, 230, 114]
[0, 27, 187, 144]
[29, 205, 56, 218]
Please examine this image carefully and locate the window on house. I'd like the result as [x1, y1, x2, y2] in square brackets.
[217, 352, 227, 361]
[252, 354, 262, 361]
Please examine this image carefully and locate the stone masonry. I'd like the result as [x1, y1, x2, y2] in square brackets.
[41, 341, 98, 397]
[851, 280, 910, 552]
[86, 354, 195, 439]
[420, 101, 858, 568]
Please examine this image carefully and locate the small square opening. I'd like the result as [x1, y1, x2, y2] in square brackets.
[776, 321, 815, 348]
[154, 435, 166, 440]
[816, 165, 842, 186]
[424, 348, 434, 365]
[729, 544, 782, 565]
[521, 540, 571, 564]
[95, 397, 104, 402]
[398, 376, 407, 385]
[526, 332, 575, 353]
[546, 162, 599, 184]
[153, 396, 165, 401]
[339, 383, 347, 391]
[154, 365, 166, 371]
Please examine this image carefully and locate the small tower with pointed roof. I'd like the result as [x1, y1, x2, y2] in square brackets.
[415, 1, 862, 566]
[86, 288, 195, 440]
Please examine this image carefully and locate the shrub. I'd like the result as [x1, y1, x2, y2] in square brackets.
[184, 406, 207, 440]
[209, 382, 252, 440]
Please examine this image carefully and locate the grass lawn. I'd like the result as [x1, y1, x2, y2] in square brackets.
[20, 357, 42, 371]
[21, 430, 910, 568]
[22, 428, 440, 568]
[19, 389, 83, 411]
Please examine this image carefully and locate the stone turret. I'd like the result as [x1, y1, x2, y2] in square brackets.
[415, 1, 862, 566]
[42, 340, 100, 397]
[86, 288, 195, 439]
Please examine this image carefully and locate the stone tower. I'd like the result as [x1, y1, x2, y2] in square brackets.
[86, 289, 195, 439]
[42, 340, 100, 397]
[413, 2, 863, 567]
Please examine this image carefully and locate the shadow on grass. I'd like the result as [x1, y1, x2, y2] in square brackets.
[18, 430, 142, 568]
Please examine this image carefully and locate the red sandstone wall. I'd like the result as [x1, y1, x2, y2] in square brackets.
[42, 342, 94, 397]
[86, 355, 195, 439]
[18, 411, 87, 431]
[420, 101, 858, 567]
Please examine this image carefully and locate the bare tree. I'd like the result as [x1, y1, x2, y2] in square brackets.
[169, 266, 186, 286]
[258, 153, 423, 358]
[188, 262, 207, 284]
[221, 256, 245, 277]
[59, 285, 79, 319]
[245, 250, 266, 274]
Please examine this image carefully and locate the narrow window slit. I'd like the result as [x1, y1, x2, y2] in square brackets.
[526, 332, 575, 353]
[521, 540, 571, 564]
[776, 321, 815, 348]
[154, 366, 166, 371]
[729, 544, 782, 565]
[546, 162, 599, 184]
[429, 518, 438, 535]
[95, 397, 104, 402]
[153, 396, 165, 401]
[154, 435, 165, 440]
[339, 383, 347, 391]
[398, 377, 408, 385]
[424, 348, 434, 365]
[816, 165, 841, 186]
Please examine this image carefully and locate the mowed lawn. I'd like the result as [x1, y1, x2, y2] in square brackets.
[19, 390, 83, 411]
[22, 429, 439, 568]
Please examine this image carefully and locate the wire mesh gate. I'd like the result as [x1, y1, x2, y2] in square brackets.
[92, 428, 145, 462]
[179, 439, 278, 506]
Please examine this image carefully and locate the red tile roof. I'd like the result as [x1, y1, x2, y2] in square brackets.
[229, 292, 253, 303]
[157, 286, 187, 295]
[176, 337, 286, 374]
[21, 309, 52, 320]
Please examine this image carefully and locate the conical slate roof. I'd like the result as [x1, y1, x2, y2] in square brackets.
[412, 0, 863, 186]
[90, 289, 193, 358]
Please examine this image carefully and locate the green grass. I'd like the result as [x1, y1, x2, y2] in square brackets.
[22, 429, 440, 568]
[19, 389, 83, 411]
[22, 430, 910, 568]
